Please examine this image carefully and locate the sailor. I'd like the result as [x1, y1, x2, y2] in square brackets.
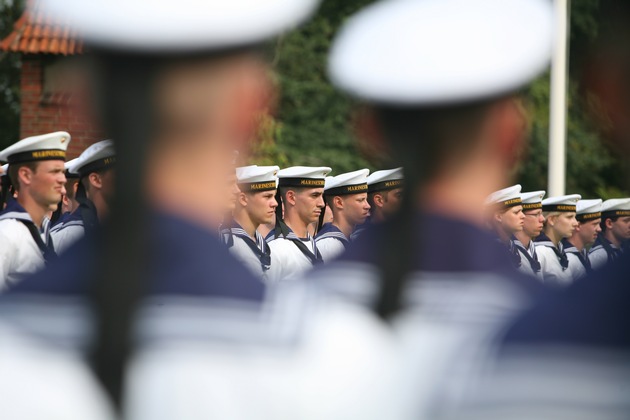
[50, 140, 116, 254]
[266, 165, 331, 282]
[307, 0, 553, 417]
[0, 131, 69, 289]
[534, 194, 581, 287]
[563, 198, 602, 281]
[221, 165, 279, 281]
[316, 168, 370, 262]
[366, 167, 403, 224]
[351, 167, 403, 240]
[60, 158, 81, 217]
[512, 190, 546, 279]
[484, 184, 525, 269]
[589, 198, 630, 270]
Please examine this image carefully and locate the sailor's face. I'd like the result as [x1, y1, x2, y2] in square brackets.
[248, 190, 277, 225]
[296, 188, 325, 224]
[344, 193, 371, 225]
[226, 173, 240, 212]
[30, 160, 66, 207]
[502, 205, 524, 233]
[555, 212, 578, 239]
[523, 209, 545, 238]
[578, 218, 601, 246]
[382, 188, 403, 217]
[610, 216, 630, 241]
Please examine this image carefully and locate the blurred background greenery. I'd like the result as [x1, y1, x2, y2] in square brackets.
[1, 0, 627, 197]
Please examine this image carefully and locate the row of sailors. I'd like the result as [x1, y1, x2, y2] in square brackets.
[2, 131, 628, 290]
[485, 185, 630, 286]
[0, 130, 403, 288]
[0, 134, 115, 289]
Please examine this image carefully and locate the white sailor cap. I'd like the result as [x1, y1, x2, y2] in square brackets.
[520, 190, 546, 211]
[542, 194, 581, 213]
[277, 166, 331, 189]
[38, 0, 321, 52]
[0, 131, 70, 164]
[324, 168, 369, 196]
[63, 158, 81, 179]
[68, 140, 116, 178]
[600, 198, 630, 219]
[576, 199, 603, 222]
[236, 165, 279, 192]
[485, 184, 522, 209]
[329, 0, 554, 105]
[367, 167, 403, 193]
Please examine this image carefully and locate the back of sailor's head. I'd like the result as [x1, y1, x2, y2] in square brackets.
[328, 0, 555, 319]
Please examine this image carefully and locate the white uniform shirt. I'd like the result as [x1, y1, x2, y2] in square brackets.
[51, 221, 84, 255]
[222, 225, 271, 282]
[513, 239, 543, 280]
[0, 320, 115, 420]
[266, 226, 321, 282]
[125, 286, 401, 420]
[0, 204, 48, 290]
[315, 223, 350, 263]
[316, 237, 346, 262]
[589, 237, 621, 271]
[534, 239, 573, 287]
[563, 239, 591, 281]
[306, 214, 541, 419]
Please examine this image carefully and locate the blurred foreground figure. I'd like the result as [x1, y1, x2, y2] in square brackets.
[459, 2, 630, 419]
[306, 0, 553, 417]
[0, 132, 69, 289]
[0, 0, 399, 419]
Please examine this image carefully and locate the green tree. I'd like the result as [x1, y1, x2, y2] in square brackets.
[0, 0, 23, 149]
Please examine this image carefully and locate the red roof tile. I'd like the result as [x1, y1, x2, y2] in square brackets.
[0, 3, 83, 55]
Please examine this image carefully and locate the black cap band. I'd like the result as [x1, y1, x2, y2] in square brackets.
[542, 204, 576, 212]
[325, 183, 368, 196]
[278, 177, 325, 188]
[368, 179, 403, 193]
[239, 181, 277, 192]
[78, 156, 116, 178]
[7, 149, 66, 164]
[577, 211, 602, 222]
[602, 209, 630, 219]
[522, 202, 543, 210]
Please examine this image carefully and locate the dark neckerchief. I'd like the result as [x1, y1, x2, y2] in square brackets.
[221, 221, 271, 272]
[513, 237, 541, 274]
[562, 238, 592, 274]
[0, 198, 57, 263]
[593, 234, 622, 265]
[268, 219, 323, 265]
[534, 232, 569, 270]
[315, 223, 350, 249]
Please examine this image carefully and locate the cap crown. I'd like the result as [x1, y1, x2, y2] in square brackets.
[485, 184, 522, 207]
[324, 168, 369, 195]
[38, 0, 321, 51]
[329, 0, 554, 105]
[0, 131, 70, 164]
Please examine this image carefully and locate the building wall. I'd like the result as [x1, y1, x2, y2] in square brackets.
[20, 55, 102, 158]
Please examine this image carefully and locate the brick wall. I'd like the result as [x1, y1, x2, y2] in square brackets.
[19, 56, 103, 159]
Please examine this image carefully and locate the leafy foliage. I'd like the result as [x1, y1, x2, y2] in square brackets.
[0, 0, 23, 149]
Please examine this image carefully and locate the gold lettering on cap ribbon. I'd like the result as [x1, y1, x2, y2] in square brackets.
[300, 179, 325, 186]
[31, 150, 66, 159]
